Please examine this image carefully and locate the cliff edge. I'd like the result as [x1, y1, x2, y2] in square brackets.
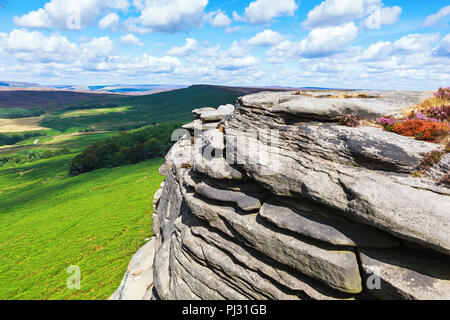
[113, 90, 450, 300]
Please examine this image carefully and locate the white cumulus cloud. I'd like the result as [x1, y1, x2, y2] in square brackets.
[166, 38, 198, 56]
[423, 5, 450, 27]
[393, 33, 439, 53]
[81, 37, 115, 60]
[362, 5, 402, 30]
[14, 0, 130, 30]
[267, 22, 358, 61]
[131, 0, 208, 33]
[208, 10, 232, 28]
[244, 30, 285, 47]
[0, 29, 78, 62]
[240, 0, 298, 24]
[302, 0, 400, 29]
[120, 33, 143, 46]
[433, 34, 450, 57]
[99, 12, 120, 29]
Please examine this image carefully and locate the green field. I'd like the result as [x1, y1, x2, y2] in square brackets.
[0, 84, 269, 300]
[0, 155, 165, 300]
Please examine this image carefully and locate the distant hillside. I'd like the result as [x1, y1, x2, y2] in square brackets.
[0, 85, 291, 133]
[0, 90, 124, 111]
[37, 85, 286, 132]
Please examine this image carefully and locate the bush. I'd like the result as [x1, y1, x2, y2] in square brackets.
[418, 150, 445, 172]
[393, 119, 448, 143]
[426, 105, 450, 122]
[434, 87, 450, 100]
[41, 150, 54, 159]
[439, 173, 450, 186]
[0, 150, 42, 168]
[338, 113, 362, 127]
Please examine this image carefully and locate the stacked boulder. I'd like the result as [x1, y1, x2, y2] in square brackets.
[116, 92, 450, 300]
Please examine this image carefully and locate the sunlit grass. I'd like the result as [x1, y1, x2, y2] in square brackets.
[0, 155, 165, 300]
[58, 106, 131, 118]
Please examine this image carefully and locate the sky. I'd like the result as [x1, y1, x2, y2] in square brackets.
[0, 0, 449, 90]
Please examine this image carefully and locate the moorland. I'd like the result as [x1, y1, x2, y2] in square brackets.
[0, 84, 270, 299]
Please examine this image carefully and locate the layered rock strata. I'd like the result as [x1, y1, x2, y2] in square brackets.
[116, 91, 450, 300]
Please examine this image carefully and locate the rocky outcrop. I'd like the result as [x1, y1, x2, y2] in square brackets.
[117, 92, 450, 300]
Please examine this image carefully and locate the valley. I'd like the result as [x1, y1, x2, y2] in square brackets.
[0, 84, 274, 300]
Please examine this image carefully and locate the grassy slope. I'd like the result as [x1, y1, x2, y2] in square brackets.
[0, 85, 273, 300]
[0, 155, 165, 300]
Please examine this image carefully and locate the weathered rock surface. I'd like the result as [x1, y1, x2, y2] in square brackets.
[110, 239, 156, 300]
[182, 120, 220, 132]
[192, 107, 216, 119]
[193, 141, 246, 180]
[116, 90, 450, 300]
[225, 108, 450, 255]
[194, 182, 267, 211]
[185, 193, 362, 294]
[239, 90, 431, 120]
[259, 196, 399, 248]
[359, 248, 450, 300]
[201, 104, 235, 122]
[427, 153, 450, 181]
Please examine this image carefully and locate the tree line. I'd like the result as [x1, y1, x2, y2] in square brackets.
[69, 121, 183, 176]
[0, 108, 45, 119]
[0, 131, 45, 147]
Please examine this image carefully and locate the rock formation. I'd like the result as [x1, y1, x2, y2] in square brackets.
[112, 90, 450, 300]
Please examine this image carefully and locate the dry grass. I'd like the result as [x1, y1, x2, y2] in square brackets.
[0, 117, 49, 133]
[401, 96, 450, 117]
[292, 91, 379, 99]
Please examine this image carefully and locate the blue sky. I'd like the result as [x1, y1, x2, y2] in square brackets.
[0, 0, 449, 89]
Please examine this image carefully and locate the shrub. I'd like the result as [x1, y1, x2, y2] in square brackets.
[439, 173, 450, 186]
[434, 87, 450, 100]
[0, 150, 42, 168]
[407, 111, 441, 122]
[338, 113, 362, 127]
[426, 105, 450, 122]
[393, 119, 448, 143]
[41, 150, 54, 159]
[418, 150, 445, 172]
[376, 117, 397, 132]
[54, 148, 72, 156]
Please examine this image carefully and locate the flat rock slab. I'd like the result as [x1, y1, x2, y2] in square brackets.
[239, 91, 432, 120]
[192, 107, 216, 119]
[359, 248, 450, 300]
[189, 222, 356, 300]
[260, 197, 399, 248]
[201, 104, 235, 122]
[110, 239, 156, 300]
[185, 192, 362, 294]
[195, 181, 268, 211]
[182, 120, 220, 132]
